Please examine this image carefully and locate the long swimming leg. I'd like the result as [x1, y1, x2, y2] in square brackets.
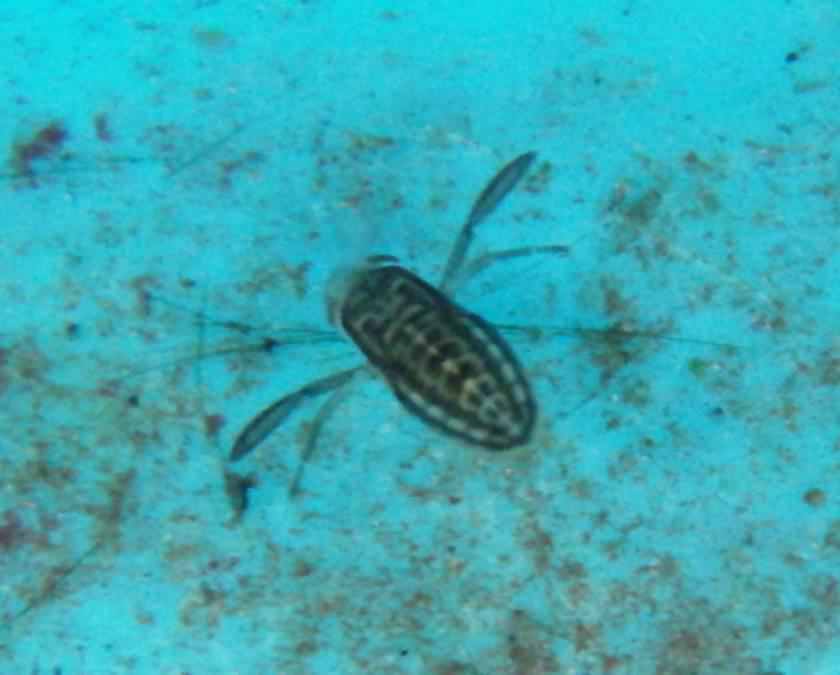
[454, 244, 570, 292]
[439, 151, 537, 292]
[230, 365, 363, 461]
[288, 373, 359, 497]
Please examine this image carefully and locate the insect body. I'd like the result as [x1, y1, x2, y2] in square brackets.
[336, 259, 535, 449]
[230, 150, 565, 491]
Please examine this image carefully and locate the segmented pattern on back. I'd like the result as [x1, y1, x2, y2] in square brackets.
[340, 264, 535, 449]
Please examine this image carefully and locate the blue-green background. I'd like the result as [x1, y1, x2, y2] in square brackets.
[1, 1, 839, 673]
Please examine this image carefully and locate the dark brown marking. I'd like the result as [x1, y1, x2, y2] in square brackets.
[339, 264, 535, 449]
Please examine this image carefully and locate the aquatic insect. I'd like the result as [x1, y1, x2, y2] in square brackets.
[230, 151, 568, 492]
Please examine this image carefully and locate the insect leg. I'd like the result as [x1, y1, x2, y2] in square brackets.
[229, 365, 363, 461]
[439, 151, 538, 292]
[288, 373, 359, 497]
[455, 244, 570, 291]
[125, 290, 344, 381]
[496, 322, 740, 351]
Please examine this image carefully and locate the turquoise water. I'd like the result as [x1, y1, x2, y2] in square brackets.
[1, 1, 839, 673]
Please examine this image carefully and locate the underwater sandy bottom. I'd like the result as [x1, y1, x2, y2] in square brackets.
[1, 2, 839, 674]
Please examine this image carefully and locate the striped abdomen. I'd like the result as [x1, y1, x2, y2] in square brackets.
[337, 263, 535, 449]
